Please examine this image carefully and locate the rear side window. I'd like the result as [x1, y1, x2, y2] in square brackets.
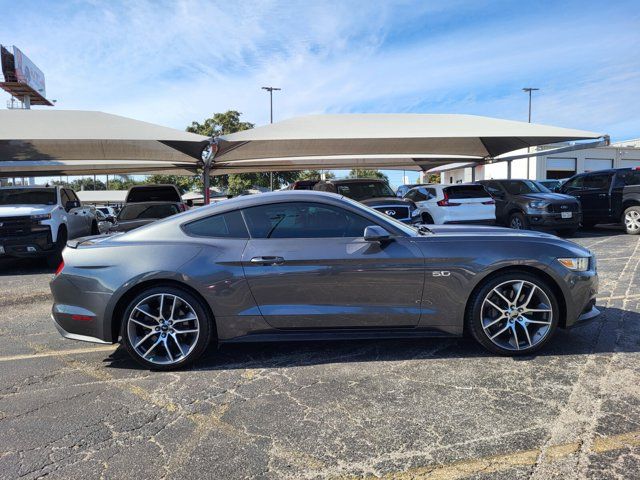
[619, 170, 640, 186]
[126, 186, 181, 203]
[183, 210, 248, 238]
[406, 188, 428, 201]
[444, 185, 491, 199]
[583, 173, 611, 190]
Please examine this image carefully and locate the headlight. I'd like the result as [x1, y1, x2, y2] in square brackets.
[31, 213, 52, 221]
[557, 257, 589, 272]
[528, 201, 548, 209]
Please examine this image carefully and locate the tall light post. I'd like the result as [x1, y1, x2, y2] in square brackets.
[262, 86, 281, 190]
[522, 87, 539, 179]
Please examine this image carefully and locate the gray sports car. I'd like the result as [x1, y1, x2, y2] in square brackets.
[50, 191, 599, 370]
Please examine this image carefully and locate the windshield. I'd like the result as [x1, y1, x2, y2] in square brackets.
[336, 182, 395, 200]
[118, 203, 179, 221]
[0, 188, 57, 206]
[501, 180, 551, 195]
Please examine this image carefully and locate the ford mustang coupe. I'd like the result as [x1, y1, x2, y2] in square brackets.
[50, 191, 599, 370]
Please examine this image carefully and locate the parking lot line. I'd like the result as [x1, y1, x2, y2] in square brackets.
[365, 430, 640, 480]
[0, 345, 117, 363]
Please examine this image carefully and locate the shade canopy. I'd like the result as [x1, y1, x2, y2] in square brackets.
[0, 110, 208, 177]
[212, 113, 605, 172]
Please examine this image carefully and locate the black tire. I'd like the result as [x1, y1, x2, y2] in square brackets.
[466, 271, 559, 355]
[557, 228, 577, 237]
[91, 221, 99, 235]
[46, 227, 67, 269]
[508, 212, 528, 230]
[623, 206, 640, 235]
[421, 212, 434, 224]
[120, 285, 214, 370]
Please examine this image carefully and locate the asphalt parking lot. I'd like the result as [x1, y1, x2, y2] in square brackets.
[0, 226, 639, 479]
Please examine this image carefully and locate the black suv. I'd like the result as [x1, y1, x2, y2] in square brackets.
[477, 179, 581, 235]
[313, 178, 416, 222]
[560, 168, 640, 234]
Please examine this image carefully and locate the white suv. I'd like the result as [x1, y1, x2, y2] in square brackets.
[405, 184, 496, 225]
[0, 186, 98, 265]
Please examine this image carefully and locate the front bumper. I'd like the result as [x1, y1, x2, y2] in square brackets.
[562, 267, 599, 328]
[0, 230, 55, 258]
[525, 211, 581, 230]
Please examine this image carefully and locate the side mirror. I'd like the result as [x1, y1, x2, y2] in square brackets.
[364, 225, 391, 242]
[65, 200, 80, 211]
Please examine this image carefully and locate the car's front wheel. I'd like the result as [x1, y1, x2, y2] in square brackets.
[121, 286, 213, 370]
[466, 272, 559, 355]
[508, 212, 528, 230]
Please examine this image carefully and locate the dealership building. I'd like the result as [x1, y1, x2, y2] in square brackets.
[431, 138, 640, 184]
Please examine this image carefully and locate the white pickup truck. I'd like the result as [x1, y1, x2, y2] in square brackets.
[0, 186, 98, 265]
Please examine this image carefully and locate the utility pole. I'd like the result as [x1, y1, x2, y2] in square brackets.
[522, 87, 539, 179]
[262, 86, 281, 190]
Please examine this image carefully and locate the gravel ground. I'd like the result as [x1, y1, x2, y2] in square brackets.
[0, 226, 639, 479]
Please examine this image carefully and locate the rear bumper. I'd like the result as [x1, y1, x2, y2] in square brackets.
[52, 314, 112, 344]
[0, 230, 55, 258]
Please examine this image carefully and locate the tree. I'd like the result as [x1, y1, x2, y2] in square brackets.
[298, 170, 336, 180]
[145, 174, 201, 194]
[70, 178, 106, 191]
[186, 110, 303, 195]
[348, 169, 389, 183]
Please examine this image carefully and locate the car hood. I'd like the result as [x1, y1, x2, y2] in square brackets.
[0, 205, 57, 217]
[515, 193, 578, 203]
[360, 197, 412, 206]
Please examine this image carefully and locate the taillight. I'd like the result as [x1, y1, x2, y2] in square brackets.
[482, 200, 495, 205]
[436, 192, 461, 206]
[54, 260, 65, 276]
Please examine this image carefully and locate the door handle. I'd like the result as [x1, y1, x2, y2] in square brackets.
[250, 256, 285, 266]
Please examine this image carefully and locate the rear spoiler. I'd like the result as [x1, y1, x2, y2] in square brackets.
[67, 233, 121, 249]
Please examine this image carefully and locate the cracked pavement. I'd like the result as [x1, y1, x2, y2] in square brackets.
[0, 226, 639, 479]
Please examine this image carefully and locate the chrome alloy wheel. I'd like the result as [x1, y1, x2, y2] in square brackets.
[127, 293, 200, 365]
[625, 210, 640, 233]
[480, 280, 553, 351]
[510, 217, 524, 229]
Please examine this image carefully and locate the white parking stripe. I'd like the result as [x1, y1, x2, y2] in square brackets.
[0, 345, 117, 362]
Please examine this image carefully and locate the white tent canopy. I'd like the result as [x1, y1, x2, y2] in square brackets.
[0, 110, 208, 177]
[211, 114, 606, 172]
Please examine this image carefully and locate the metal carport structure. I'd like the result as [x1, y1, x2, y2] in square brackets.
[1, 110, 607, 203]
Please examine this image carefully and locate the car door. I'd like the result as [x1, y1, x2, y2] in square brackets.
[577, 173, 613, 221]
[60, 189, 83, 239]
[240, 201, 425, 329]
[482, 181, 508, 223]
[68, 189, 92, 234]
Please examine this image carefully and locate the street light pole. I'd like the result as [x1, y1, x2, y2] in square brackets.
[262, 86, 281, 190]
[522, 87, 540, 179]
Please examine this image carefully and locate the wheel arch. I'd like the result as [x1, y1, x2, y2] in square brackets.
[464, 265, 568, 333]
[110, 278, 216, 343]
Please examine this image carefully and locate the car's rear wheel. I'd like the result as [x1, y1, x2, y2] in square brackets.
[508, 212, 528, 230]
[121, 286, 213, 370]
[623, 206, 640, 235]
[421, 212, 434, 224]
[467, 272, 559, 355]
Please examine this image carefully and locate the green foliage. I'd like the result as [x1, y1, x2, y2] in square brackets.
[69, 178, 106, 191]
[298, 170, 336, 180]
[187, 110, 254, 137]
[348, 169, 389, 183]
[144, 174, 201, 194]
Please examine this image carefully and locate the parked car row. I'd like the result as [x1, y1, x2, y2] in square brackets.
[0, 184, 188, 266]
[396, 166, 640, 235]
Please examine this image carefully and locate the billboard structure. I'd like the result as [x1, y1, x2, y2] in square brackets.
[1, 45, 53, 107]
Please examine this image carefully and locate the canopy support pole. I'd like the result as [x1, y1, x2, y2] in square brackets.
[202, 138, 219, 205]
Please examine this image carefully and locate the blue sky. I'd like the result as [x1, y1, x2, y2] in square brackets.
[1, 0, 639, 187]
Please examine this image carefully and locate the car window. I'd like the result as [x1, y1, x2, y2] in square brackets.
[583, 173, 611, 190]
[481, 182, 503, 196]
[619, 170, 640, 186]
[500, 180, 550, 195]
[563, 176, 583, 190]
[0, 188, 57, 205]
[60, 189, 72, 206]
[426, 188, 437, 197]
[183, 210, 248, 238]
[67, 190, 81, 204]
[118, 203, 179, 220]
[406, 188, 428, 202]
[242, 202, 375, 239]
[444, 185, 491, 199]
[335, 182, 395, 200]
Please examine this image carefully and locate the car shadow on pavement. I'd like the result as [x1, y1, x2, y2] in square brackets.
[0, 257, 52, 275]
[102, 305, 640, 372]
